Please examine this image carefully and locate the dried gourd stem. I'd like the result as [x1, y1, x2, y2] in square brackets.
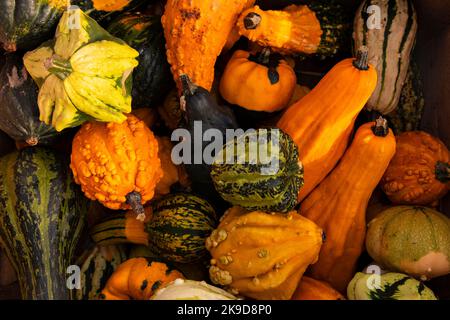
[353, 46, 370, 71]
[243, 12, 262, 30]
[180, 74, 197, 97]
[435, 161, 450, 183]
[371, 116, 390, 137]
[126, 191, 146, 221]
[25, 136, 39, 146]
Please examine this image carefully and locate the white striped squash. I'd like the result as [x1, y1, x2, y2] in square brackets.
[353, 0, 418, 114]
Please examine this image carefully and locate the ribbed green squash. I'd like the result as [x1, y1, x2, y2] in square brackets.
[72, 0, 148, 25]
[354, 0, 418, 114]
[75, 244, 128, 300]
[386, 60, 425, 134]
[210, 129, 303, 212]
[0, 148, 89, 300]
[0, 53, 57, 146]
[90, 194, 217, 263]
[347, 271, 437, 300]
[146, 194, 217, 263]
[23, 8, 139, 132]
[107, 12, 173, 108]
[0, 0, 66, 52]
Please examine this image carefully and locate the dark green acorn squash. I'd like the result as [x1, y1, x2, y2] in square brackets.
[72, 0, 148, 25]
[0, 53, 57, 146]
[146, 193, 217, 263]
[90, 193, 217, 263]
[0, 0, 66, 52]
[0, 148, 89, 300]
[211, 128, 304, 212]
[75, 244, 128, 300]
[107, 11, 173, 108]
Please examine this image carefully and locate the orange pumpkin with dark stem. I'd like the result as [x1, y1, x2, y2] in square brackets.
[300, 118, 396, 293]
[292, 276, 344, 300]
[71, 114, 162, 221]
[381, 131, 449, 205]
[277, 47, 378, 202]
[220, 49, 297, 112]
[99, 257, 184, 300]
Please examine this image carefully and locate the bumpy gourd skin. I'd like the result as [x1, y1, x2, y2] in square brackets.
[207, 207, 323, 300]
[219, 50, 297, 112]
[300, 120, 396, 293]
[161, 0, 255, 92]
[70, 114, 162, 214]
[100, 258, 184, 300]
[381, 131, 450, 205]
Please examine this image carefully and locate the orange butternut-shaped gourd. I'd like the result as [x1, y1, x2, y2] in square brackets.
[99, 257, 184, 300]
[71, 114, 163, 221]
[292, 276, 344, 300]
[277, 47, 377, 202]
[161, 0, 255, 92]
[299, 118, 397, 293]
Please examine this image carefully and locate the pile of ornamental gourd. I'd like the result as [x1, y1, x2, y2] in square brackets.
[0, 0, 449, 301]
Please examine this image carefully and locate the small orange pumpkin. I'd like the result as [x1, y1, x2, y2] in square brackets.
[71, 114, 162, 221]
[99, 257, 184, 300]
[219, 49, 297, 112]
[381, 131, 449, 205]
[292, 276, 344, 300]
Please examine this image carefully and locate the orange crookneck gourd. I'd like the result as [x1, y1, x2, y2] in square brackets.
[70, 114, 162, 221]
[277, 47, 377, 202]
[299, 118, 397, 293]
[161, 0, 256, 92]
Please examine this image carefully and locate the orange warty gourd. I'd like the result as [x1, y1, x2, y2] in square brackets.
[161, 0, 256, 92]
[277, 47, 377, 202]
[299, 118, 396, 293]
[219, 49, 297, 112]
[292, 276, 344, 300]
[207, 206, 324, 300]
[71, 114, 162, 221]
[154, 136, 181, 197]
[237, 5, 322, 55]
[99, 257, 184, 300]
[381, 131, 450, 205]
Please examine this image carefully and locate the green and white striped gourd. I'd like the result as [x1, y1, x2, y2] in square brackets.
[353, 0, 418, 114]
